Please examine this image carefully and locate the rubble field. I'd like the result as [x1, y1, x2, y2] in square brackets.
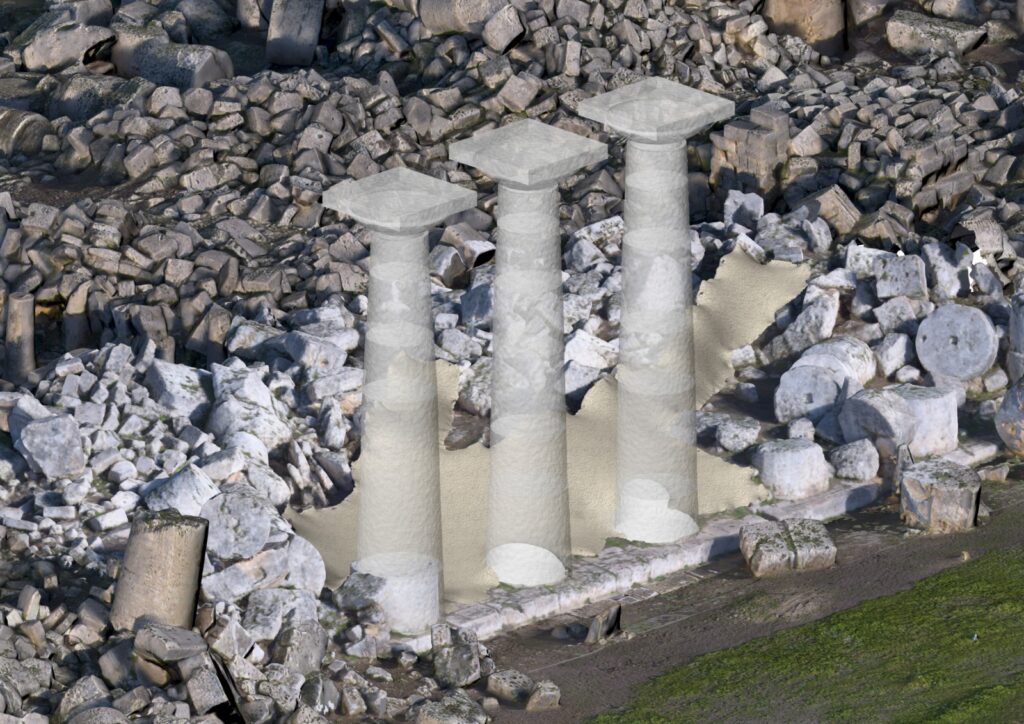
[0, 0, 1023, 720]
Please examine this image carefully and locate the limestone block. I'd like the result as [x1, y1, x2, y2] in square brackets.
[739, 518, 836, 577]
[753, 439, 831, 500]
[829, 439, 880, 480]
[886, 10, 986, 57]
[900, 460, 981, 533]
[764, 0, 845, 56]
[111, 510, 208, 632]
[266, 0, 324, 66]
[419, 0, 506, 34]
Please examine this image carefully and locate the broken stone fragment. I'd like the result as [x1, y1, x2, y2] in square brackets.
[13, 411, 86, 481]
[144, 464, 219, 516]
[134, 622, 208, 663]
[144, 359, 212, 424]
[0, 108, 51, 158]
[486, 668, 535, 704]
[886, 10, 986, 57]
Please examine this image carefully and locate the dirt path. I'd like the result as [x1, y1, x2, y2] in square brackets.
[486, 480, 1024, 723]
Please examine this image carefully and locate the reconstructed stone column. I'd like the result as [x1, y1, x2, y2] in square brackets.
[1010, 293, 1024, 384]
[451, 120, 606, 586]
[323, 168, 475, 633]
[578, 78, 734, 544]
[111, 509, 208, 632]
[5, 292, 35, 385]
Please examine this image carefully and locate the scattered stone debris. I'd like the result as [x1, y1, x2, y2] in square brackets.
[0, 0, 1021, 716]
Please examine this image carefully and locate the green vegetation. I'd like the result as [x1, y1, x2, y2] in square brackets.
[593, 548, 1024, 723]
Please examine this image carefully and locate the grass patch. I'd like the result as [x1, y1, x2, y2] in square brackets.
[593, 547, 1024, 723]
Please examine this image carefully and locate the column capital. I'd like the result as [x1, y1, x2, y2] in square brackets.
[323, 167, 476, 233]
[577, 77, 734, 143]
[450, 118, 607, 189]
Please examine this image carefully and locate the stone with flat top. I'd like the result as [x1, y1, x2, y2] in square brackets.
[450, 119, 607, 188]
[576, 77, 735, 142]
[322, 167, 477, 232]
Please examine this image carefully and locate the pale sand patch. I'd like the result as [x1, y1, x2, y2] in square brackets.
[285, 251, 810, 607]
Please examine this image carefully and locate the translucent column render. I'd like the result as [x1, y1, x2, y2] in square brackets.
[578, 78, 734, 544]
[451, 120, 607, 586]
[323, 168, 476, 633]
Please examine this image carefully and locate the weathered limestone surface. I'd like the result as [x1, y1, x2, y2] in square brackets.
[900, 460, 981, 533]
[110, 510, 208, 632]
[763, 0, 845, 56]
[324, 168, 475, 633]
[266, 0, 325, 67]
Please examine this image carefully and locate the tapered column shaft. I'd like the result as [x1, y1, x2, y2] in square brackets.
[577, 77, 733, 544]
[323, 167, 475, 634]
[357, 227, 443, 629]
[5, 292, 35, 385]
[614, 139, 699, 543]
[487, 182, 571, 583]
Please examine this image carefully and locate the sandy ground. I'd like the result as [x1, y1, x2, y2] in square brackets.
[487, 479, 1024, 723]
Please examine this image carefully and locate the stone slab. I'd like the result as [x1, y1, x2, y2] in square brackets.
[323, 168, 477, 233]
[449, 119, 607, 188]
[577, 77, 735, 142]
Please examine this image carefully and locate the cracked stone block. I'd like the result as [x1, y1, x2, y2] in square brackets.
[900, 459, 981, 533]
[739, 519, 836, 577]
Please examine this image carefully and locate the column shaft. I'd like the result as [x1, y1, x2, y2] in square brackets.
[487, 183, 571, 583]
[356, 228, 443, 625]
[616, 139, 698, 540]
[5, 292, 35, 385]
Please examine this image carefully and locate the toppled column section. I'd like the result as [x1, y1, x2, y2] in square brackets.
[5, 292, 35, 385]
[579, 78, 734, 544]
[0, 108, 51, 159]
[111, 509, 209, 632]
[111, 24, 233, 89]
[451, 119, 606, 586]
[739, 519, 837, 578]
[323, 168, 475, 633]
